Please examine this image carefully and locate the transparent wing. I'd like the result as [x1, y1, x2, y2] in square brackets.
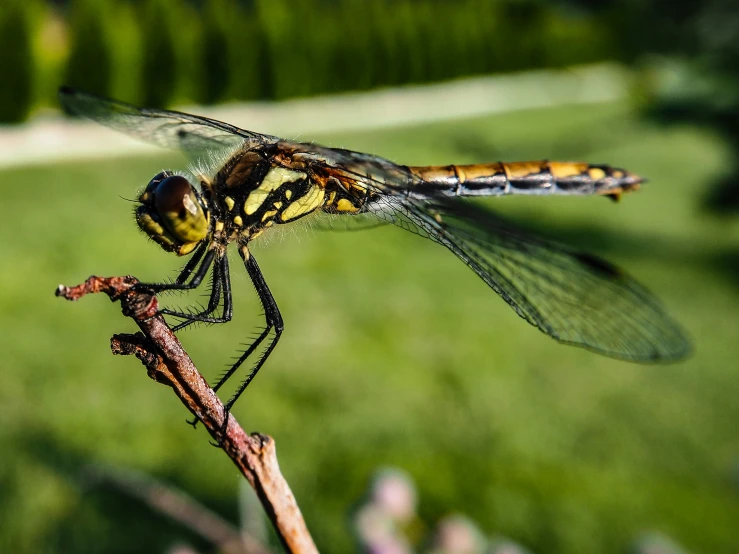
[312, 212, 390, 232]
[58, 87, 278, 155]
[281, 144, 423, 193]
[378, 196, 690, 362]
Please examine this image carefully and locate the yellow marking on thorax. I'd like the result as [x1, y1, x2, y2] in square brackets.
[262, 210, 278, 222]
[244, 167, 306, 215]
[233, 215, 243, 226]
[351, 181, 369, 193]
[588, 167, 606, 180]
[273, 201, 283, 209]
[285, 190, 292, 200]
[215, 220, 224, 232]
[225, 196, 235, 211]
[335, 198, 360, 213]
[281, 186, 326, 221]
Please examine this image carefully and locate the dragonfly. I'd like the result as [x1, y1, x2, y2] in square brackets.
[59, 87, 689, 420]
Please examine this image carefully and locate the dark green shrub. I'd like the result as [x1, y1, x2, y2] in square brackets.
[57, 0, 619, 109]
[139, 0, 178, 108]
[0, 1, 34, 123]
[195, 0, 231, 105]
[63, 0, 113, 97]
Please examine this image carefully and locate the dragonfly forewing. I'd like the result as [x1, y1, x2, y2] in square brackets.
[57, 86, 690, 418]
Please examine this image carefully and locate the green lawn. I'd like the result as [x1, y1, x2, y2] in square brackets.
[1, 101, 738, 553]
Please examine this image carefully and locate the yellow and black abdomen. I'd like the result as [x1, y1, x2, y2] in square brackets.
[409, 161, 643, 200]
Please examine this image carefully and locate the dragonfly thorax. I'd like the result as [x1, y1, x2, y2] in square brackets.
[135, 171, 210, 256]
[211, 159, 329, 243]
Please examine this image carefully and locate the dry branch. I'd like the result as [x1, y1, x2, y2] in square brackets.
[56, 275, 318, 554]
[85, 464, 270, 554]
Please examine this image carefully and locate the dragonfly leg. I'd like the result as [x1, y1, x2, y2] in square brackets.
[165, 255, 233, 331]
[212, 247, 283, 435]
[174, 241, 208, 285]
[161, 252, 221, 326]
[136, 246, 217, 293]
[135, 243, 228, 331]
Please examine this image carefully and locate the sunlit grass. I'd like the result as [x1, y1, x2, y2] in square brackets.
[1, 101, 737, 553]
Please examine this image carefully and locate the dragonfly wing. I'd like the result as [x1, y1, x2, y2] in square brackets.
[282, 144, 421, 192]
[270, 143, 689, 361]
[58, 87, 278, 155]
[392, 197, 690, 362]
[311, 212, 390, 232]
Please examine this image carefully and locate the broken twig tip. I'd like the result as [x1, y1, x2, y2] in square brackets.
[57, 273, 318, 553]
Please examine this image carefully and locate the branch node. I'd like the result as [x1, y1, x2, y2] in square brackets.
[57, 275, 318, 554]
[111, 333, 170, 384]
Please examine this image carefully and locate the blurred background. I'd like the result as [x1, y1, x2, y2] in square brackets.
[1, 0, 738, 553]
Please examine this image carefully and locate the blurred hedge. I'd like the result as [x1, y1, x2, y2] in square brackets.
[11, 0, 629, 117]
[63, 0, 113, 98]
[139, 0, 179, 108]
[0, 2, 34, 123]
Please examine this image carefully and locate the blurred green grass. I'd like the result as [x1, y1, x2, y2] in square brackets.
[1, 101, 738, 553]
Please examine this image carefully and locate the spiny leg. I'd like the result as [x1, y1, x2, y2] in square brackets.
[174, 258, 232, 428]
[163, 252, 221, 327]
[135, 241, 233, 330]
[174, 241, 209, 285]
[136, 245, 217, 294]
[134, 242, 223, 331]
[164, 254, 234, 429]
[212, 246, 283, 434]
[166, 255, 233, 331]
[168, 261, 223, 331]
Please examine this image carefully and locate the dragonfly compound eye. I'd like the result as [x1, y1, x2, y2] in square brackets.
[136, 174, 209, 256]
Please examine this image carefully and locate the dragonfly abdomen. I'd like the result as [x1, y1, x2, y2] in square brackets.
[409, 161, 643, 199]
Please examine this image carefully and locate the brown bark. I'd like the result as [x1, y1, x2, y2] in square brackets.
[56, 275, 318, 554]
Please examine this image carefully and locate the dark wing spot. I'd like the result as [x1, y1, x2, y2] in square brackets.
[573, 252, 623, 278]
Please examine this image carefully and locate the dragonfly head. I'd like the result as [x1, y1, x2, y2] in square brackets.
[135, 171, 210, 256]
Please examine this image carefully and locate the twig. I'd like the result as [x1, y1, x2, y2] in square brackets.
[85, 464, 271, 554]
[56, 275, 319, 554]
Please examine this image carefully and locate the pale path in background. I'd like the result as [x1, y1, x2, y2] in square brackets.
[0, 63, 628, 169]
